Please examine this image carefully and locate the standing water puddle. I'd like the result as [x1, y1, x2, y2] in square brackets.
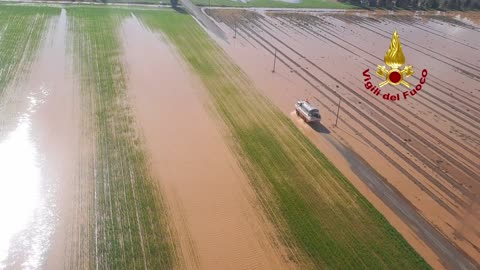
[0, 89, 53, 269]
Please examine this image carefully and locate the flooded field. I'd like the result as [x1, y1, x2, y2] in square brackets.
[0, 3, 478, 270]
[206, 8, 480, 269]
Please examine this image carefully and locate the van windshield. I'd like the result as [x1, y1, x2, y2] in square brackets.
[309, 110, 320, 118]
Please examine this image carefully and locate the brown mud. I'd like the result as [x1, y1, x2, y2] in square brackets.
[0, 9, 78, 269]
[121, 15, 292, 270]
[206, 8, 480, 269]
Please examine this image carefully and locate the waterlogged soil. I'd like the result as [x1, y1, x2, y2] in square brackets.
[206, 8, 480, 269]
[0, 9, 77, 269]
[121, 15, 292, 270]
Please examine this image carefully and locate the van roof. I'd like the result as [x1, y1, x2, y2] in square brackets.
[300, 101, 317, 112]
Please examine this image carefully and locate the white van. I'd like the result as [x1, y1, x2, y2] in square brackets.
[295, 100, 321, 123]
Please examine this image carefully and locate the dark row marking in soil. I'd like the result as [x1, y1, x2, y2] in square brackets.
[254, 14, 295, 40]
[383, 16, 479, 51]
[425, 16, 480, 34]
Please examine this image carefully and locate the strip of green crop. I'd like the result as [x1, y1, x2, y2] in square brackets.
[0, 5, 58, 96]
[137, 9, 431, 269]
[67, 7, 175, 269]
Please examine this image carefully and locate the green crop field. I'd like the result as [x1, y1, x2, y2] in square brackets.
[136, 9, 430, 269]
[0, 5, 58, 96]
[191, 0, 356, 9]
[67, 7, 176, 269]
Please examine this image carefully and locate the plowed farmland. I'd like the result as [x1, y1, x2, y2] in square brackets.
[0, 3, 478, 270]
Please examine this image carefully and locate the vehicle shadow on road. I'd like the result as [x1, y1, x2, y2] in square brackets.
[309, 122, 330, 134]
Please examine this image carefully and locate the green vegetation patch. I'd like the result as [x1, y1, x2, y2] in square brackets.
[68, 7, 175, 269]
[192, 0, 356, 9]
[137, 9, 430, 269]
[0, 5, 59, 96]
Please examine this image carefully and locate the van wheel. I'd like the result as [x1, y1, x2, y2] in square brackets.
[296, 110, 300, 116]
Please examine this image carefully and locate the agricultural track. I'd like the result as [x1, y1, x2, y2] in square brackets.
[206, 9, 480, 269]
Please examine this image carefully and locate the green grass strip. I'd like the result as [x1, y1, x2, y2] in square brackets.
[0, 5, 58, 96]
[68, 7, 175, 269]
[137, 9, 431, 269]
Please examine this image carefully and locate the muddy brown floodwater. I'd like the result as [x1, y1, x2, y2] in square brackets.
[0, 9, 78, 269]
[121, 14, 293, 270]
[206, 8, 480, 270]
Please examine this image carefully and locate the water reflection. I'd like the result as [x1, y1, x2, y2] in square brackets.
[0, 86, 53, 269]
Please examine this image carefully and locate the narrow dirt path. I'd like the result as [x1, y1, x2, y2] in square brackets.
[121, 15, 293, 270]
